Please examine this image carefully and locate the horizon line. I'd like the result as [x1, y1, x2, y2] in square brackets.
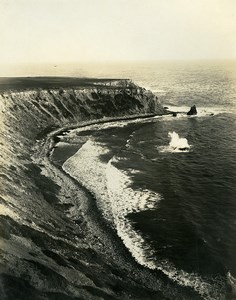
[1, 58, 236, 65]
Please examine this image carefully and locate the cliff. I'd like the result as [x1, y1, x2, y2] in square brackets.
[0, 78, 164, 143]
[0, 78, 171, 299]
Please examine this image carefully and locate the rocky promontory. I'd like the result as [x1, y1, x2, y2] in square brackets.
[0, 77, 164, 141]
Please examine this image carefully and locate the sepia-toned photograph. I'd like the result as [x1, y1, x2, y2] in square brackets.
[0, 1, 236, 299]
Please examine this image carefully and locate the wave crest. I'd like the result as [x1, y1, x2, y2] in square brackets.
[62, 137, 226, 299]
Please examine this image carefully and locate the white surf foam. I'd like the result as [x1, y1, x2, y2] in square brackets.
[68, 121, 128, 138]
[227, 271, 236, 296]
[156, 260, 225, 300]
[63, 139, 161, 268]
[62, 139, 114, 224]
[159, 131, 191, 153]
[106, 156, 161, 269]
[106, 157, 225, 299]
[164, 105, 233, 118]
[169, 131, 190, 151]
[67, 117, 157, 140]
[62, 130, 225, 300]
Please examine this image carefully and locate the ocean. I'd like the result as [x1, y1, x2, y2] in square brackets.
[52, 61, 236, 299]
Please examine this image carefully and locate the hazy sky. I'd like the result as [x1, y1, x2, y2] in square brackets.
[1, 0, 236, 64]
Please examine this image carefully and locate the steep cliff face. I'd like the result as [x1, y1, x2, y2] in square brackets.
[1, 85, 163, 142]
[0, 81, 169, 299]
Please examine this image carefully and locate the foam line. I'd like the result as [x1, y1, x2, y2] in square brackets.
[63, 138, 225, 299]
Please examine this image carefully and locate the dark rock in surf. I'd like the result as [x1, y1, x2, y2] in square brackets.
[187, 105, 197, 115]
[53, 136, 60, 143]
[172, 112, 177, 117]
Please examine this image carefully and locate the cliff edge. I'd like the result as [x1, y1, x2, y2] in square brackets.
[0, 77, 164, 141]
[0, 78, 171, 300]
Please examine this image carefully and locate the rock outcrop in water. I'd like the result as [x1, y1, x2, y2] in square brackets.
[0, 78, 178, 300]
[187, 105, 197, 115]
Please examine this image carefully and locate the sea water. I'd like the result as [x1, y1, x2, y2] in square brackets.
[59, 61, 236, 299]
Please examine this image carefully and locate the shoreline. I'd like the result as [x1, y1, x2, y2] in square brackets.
[0, 78, 206, 299]
[37, 113, 204, 300]
[46, 112, 231, 300]
[36, 114, 179, 299]
[48, 112, 166, 143]
[0, 79, 173, 299]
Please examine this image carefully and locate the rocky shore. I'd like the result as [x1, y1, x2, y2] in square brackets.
[0, 78, 199, 299]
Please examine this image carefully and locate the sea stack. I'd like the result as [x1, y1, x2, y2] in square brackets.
[187, 105, 197, 115]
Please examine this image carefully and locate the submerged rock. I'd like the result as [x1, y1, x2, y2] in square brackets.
[178, 147, 189, 151]
[187, 105, 197, 115]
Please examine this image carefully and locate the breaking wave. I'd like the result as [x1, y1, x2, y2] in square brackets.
[168, 131, 190, 152]
[158, 131, 190, 153]
[62, 139, 161, 270]
[62, 136, 226, 300]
